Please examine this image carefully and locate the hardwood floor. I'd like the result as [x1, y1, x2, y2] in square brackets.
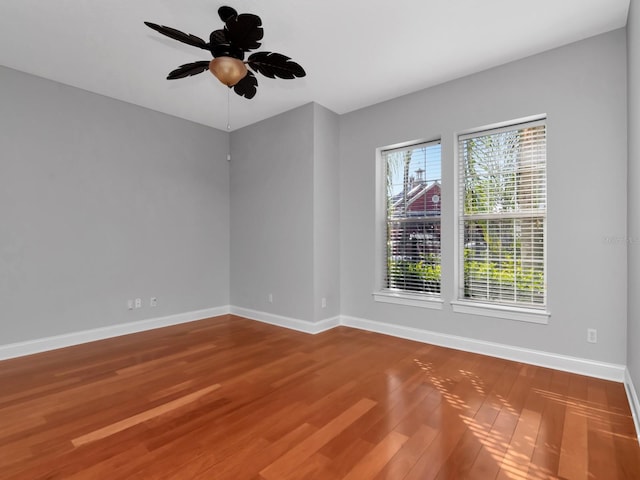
[0, 314, 638, 479]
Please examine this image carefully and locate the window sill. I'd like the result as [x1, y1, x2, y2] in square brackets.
[450, 300, 550, 324]
[373, 291, 444, 310]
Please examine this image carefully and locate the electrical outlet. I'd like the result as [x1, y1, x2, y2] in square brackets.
[321, 297, 327, 308]
[135, 298, 142, 309]
[587, 328, 597, 343]
[150, 297, 158, 307]
[127, 299, 134, 310]
[268, 293, 273, 303]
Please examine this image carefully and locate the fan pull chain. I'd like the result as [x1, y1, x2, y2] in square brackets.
[226, 88, 231, 131]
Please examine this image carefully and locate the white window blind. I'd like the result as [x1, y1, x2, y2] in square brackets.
[383, 141, 442, 295]
[458, 120, 546, 307]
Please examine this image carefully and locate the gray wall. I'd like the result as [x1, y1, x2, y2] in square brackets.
[230, 104, 316, 321]
[628, 1, 640, 390]
[340, 29, 628, 364]
[0, 66, 230, 344]
[230, 103, 340, 323]
[312, 104, 340, 321]
[0, 25, 632, 370]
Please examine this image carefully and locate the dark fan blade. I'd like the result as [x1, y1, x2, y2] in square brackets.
[144, 22, 209, 50]
[210, 29, 226, 46]
[167, 61, 210, 80]
[211, 43, 245, 60]
[247, 52, 306, 79]
[233, 71, 258, 99]
[225, 14, 263, 51]
[218, 6, 237, 23]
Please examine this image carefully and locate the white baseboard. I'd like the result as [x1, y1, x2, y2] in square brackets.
[0, 307, 628, 387]
[230, 306, 340, 334]
[0, 306, 230, 361]
[625, 368, 640, 443]
[2, 306, 636, 441]
[340, 315, 626, 382]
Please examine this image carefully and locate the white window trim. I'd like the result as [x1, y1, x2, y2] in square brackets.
[374, 139, 443, 305]
[451, 300, 550, 324]
[374, 291, 444, 309]
[453, 115, 550, 323]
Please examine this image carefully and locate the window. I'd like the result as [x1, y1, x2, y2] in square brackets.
[379, 140, 442, 300]
[457, 119, 546, 310]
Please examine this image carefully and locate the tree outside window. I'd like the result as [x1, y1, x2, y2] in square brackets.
[383, 141, 442, 296]
[459, 121, 546, 307]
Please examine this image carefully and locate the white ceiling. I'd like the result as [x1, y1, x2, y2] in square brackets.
[0, 0, 630, 131]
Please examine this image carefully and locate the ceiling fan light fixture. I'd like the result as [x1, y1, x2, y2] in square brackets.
[209, 57, 247, 86]
[145, 6, 305, 99]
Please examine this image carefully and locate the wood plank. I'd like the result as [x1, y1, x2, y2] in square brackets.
[605, 380, 640, 479]
[529, 368, 571, 477]
[71, 384, 220, 446]
[373, 424, 439, 480]
[259, 398, 377, 479]
[494, 366, 549, 479]
[341, 431, 408, 480]
[465, 362, 534, 479]
[0, 314, 637, 479]
[557, 374, 589, 480]
[586, 378, 619, 480]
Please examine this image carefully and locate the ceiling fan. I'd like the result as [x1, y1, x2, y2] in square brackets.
[145, 6, 306, 99]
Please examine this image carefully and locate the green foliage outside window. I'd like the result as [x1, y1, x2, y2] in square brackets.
[463, 249, 544, 303]
[387, 257, 441, 294]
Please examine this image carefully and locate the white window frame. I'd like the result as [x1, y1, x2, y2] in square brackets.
[452, 116, 550, 324]
[374, 139, 444, 310]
